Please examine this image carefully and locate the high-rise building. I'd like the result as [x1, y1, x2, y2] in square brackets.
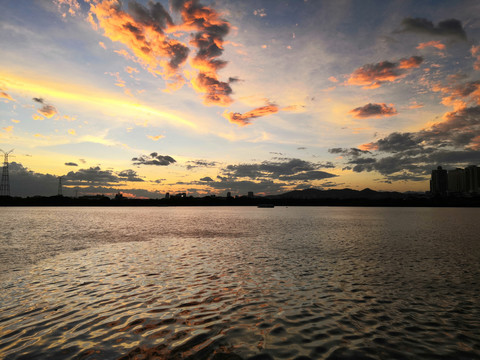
[247, 191, 254, 198]
[447, 168, 466, 194]
[465, 165, 480, 193]
[430, 166, 448, 196]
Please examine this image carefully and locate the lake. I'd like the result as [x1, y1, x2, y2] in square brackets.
[0, 206, 479, 359]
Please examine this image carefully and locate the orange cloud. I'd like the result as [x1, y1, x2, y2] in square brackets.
[471, 45, 480, 71]
[125, 66, 139, 74]
[32, 114, 44, 120]
[68, 129, 76, 135]
[89, 0, 189, 83]
[398, 56, 424, 69]
[172, 0, 233, 106]
[358, 142, 378, 151]
[408, 101, 424, 109]
[99, 41, 107, 49]
[328, 76, 339, 83]
[350, 103, 398, 118]
[416, 41, 446, 50]
[38, 105, 58, 118]
[223, 104, 281, 126]
[347, 56, 423, 89]
[433, 80, 480, 110]
[0, 91, 14, 101]
[2, 125, 13, 133]
[147, 134, 165, 141]
[89, 0, 233, 106]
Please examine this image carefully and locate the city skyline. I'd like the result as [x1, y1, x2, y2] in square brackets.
[1, 0, 480, 198]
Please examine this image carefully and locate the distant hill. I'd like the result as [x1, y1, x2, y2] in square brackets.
[266, 188, 404, 200]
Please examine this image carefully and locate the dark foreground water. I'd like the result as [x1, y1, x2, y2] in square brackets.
[0, 206, 479, 360]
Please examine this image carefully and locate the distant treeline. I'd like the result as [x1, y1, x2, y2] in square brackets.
[1, 195, 480, 207]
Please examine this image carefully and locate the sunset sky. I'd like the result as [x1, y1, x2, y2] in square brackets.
[1, 0, 480, 198]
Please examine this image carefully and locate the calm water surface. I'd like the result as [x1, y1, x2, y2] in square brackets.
[0, 206, 479, 359]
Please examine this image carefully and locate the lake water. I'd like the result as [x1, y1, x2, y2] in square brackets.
[0, 206, 479, 359]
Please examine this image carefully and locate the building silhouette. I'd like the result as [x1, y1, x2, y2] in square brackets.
[430, 166, 448, 196]
[432, 165, 480, 196]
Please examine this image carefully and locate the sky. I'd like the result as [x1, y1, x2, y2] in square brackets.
[1, 0, 480, 198]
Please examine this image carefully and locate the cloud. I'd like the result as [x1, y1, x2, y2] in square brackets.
[33, 97, 58, 118]
[253, 9, 267, 17]
[206, 178, 289, 195]
[89, 0, 189, 87]
[416, 40, 446, 50]
[132, 152, 176, 166]
[147, 134, 165, 141]
[2, 125, 13, 133]
[278, 170, 337, 181]
[117, 169, 144, 182]
[396, 17, 467, 41]
[471, 45, 480, 71]
[171, 0, 233, 106]
[65, 162, 78, 166]
[86, 0, 235, 106]
[347, 56, 423, 89]
[7, 162, 159, 197]
[64, 166, 122, 185]
[7, 162, 58, 197]
[432, 80, 480, 110]
[223, 158, 336, 180]
[350, 103, 398, 118]
[223, 104, 279, 126]
[199, 176, 214, 182]
[0, 91, 14, 101]
[338, 106, 480, 182]
[328, 148, 371, 157]
[186, 160, 218, 170]
[54, 0, 81, 17]
[125, 66, 139, 74]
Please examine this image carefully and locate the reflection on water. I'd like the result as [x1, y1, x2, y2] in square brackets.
[0, 207, 479, 359]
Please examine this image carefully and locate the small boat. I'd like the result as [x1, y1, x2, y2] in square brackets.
[257, 204, 274, 208]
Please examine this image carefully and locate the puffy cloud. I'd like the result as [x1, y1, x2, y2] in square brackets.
[0, 91, 14, 101]
[199, 176, 214, 182]
[169, 0, 233, 105]
[339, 105, 480, 182]
[416, 41, 446, 50]
[347, 56, 423, 89]
[64, 166, 122, 185]
[86, 0, 235, 106]
[89, 0, 189, 86]
[186, 160, 218, 170]
[396, 17, 467, 41]
[350, 103, 398, 118]
[132, 152, 176, 166]
[65, 162, 78, 166]
[471, 45, 480, 71]
[117, 169, 144, 182]
[223, 104, 279, 126]
[398, 56, 423, 69]
[223, 158, 336, 180]
[7, 162, 58, 197]
[33, 97, 58, 118]
[432, 80, 480, 110]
